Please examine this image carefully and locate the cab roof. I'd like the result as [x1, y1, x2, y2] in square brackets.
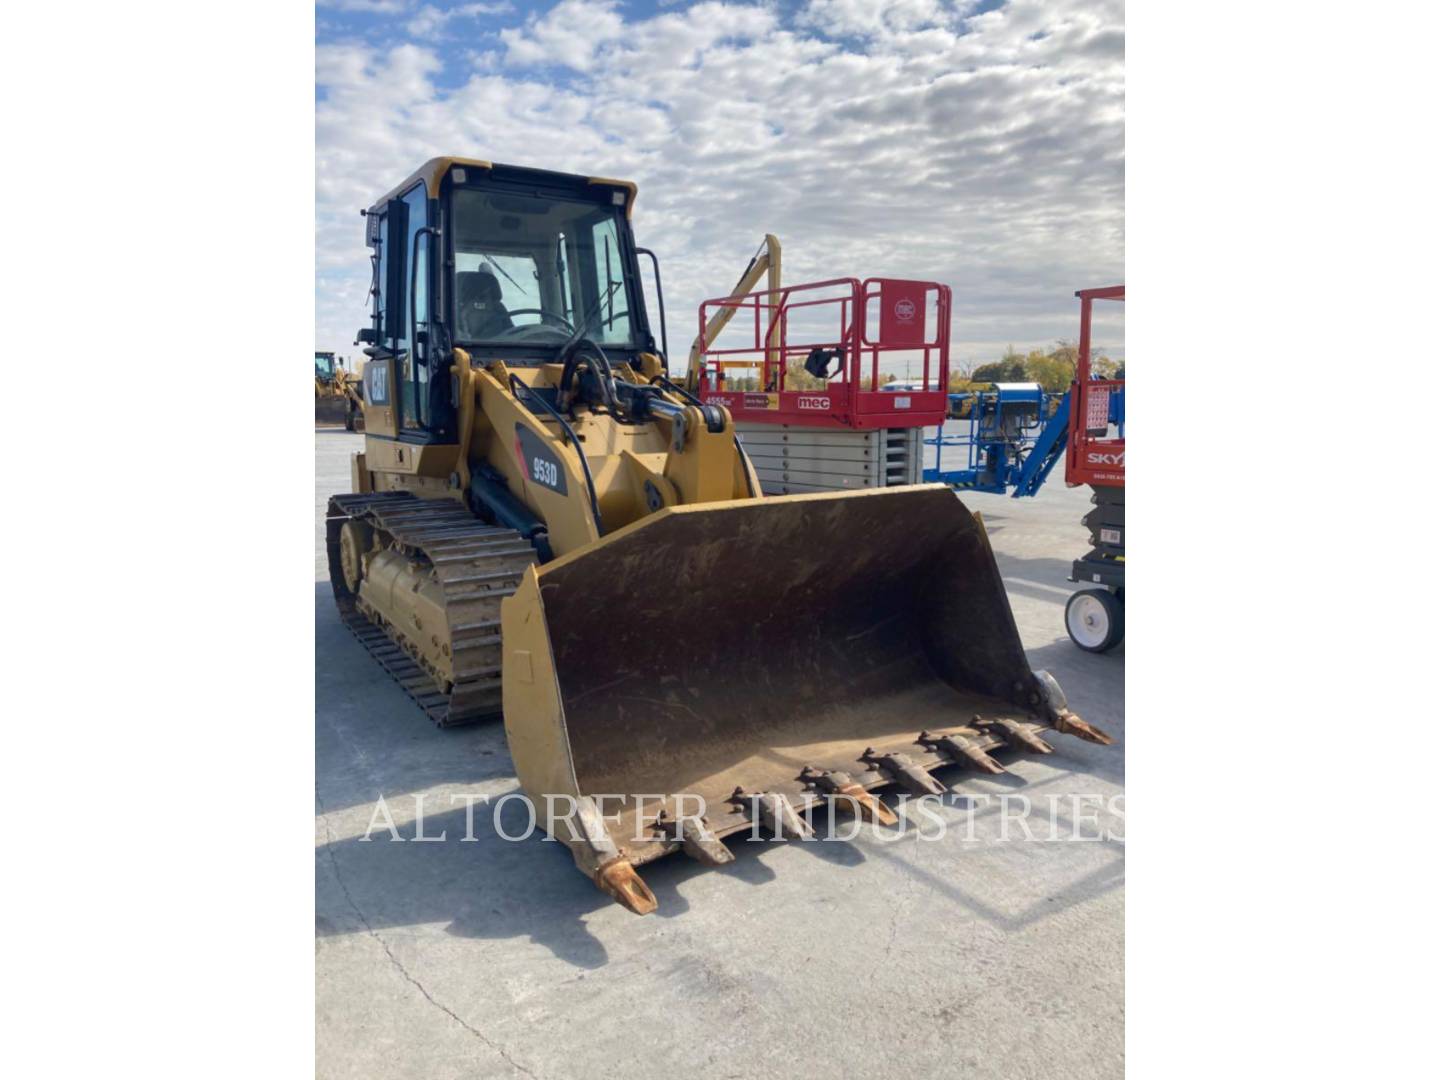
[368, 157, 637, 218]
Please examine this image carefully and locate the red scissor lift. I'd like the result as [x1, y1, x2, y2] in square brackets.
[696, 277, 951, 493]
[1062, 285, 1126, 652]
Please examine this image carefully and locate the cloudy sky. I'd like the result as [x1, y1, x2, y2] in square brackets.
[316, 0, 1124, 369]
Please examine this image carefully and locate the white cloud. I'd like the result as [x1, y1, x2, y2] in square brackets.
[498, 0, 626, 71]
[797, 0, 951, 39]
[407, 2, 513, 40]
[316, 0, 1125, 364]
[318, 0, 410, 13]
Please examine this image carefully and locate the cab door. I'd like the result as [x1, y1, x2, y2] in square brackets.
[359, 202, 399, 437]
[393, 182, 432, 433]
[361, 183, 437, 440]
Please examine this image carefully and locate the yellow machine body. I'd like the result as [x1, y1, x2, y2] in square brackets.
[327, 158, 1109, 914]
[316, 351, 364, 430]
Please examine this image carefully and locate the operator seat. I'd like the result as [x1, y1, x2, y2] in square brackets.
[457, 268, 513, 339]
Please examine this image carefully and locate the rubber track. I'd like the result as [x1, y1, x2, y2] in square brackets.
[326, 491, 536, 726]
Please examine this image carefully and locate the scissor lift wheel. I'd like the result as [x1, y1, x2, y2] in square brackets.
[1065, 588, 1123, 653]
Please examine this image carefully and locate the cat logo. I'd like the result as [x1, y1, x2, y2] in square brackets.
[364, 361, 390, 405]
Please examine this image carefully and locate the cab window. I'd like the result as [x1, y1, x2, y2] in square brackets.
[455, 252, 540, 320]
[588, 216, 631, 344]
[397, 184, 430, 429]
[449, 188, 641, 351]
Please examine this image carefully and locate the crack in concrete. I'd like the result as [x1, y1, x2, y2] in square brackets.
[316, 784, 538, 1078]
[883, 828, 924, 961]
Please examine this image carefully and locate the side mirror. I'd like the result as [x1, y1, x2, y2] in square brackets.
[355, 327, 377, 345]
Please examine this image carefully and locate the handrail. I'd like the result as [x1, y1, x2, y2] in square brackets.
[697, 276, 948, 395]
[1065, 285, 1125, 488]
[636, 247, 669, 362]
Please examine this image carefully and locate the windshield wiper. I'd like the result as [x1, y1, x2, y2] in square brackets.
[555, 235, 570, 312]
[480, 253, 523, 293]
[556, 277, 624, 356]
[603, 234, 615, 330]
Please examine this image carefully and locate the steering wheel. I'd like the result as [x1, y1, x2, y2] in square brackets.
[557, 338, 620, 412]
[505, 308, 575, 332]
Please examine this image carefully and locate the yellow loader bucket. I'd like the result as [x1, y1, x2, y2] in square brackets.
[315, 394, 351, 427]
[501, 485, 1110, 914]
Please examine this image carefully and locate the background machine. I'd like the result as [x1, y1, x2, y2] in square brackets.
[1060, 285, 1126, 653]
[315, 350, 364, 430]
[688, 236, 950, 494]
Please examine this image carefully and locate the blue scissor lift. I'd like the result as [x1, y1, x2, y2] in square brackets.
[922, 383, 1074, 497]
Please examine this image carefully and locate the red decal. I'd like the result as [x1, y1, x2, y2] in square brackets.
[879, 282, 927, 346]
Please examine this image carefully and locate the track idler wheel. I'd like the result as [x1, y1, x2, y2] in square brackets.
[338, 520, 373, 594]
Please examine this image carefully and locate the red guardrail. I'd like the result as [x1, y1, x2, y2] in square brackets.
[1065, 285, 1125, 488]
[696, 277, 951, 430]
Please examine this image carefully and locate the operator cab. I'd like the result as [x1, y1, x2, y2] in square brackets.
[315, 351, 336, 383]
[449, 177, 642, 353]
[357, 158, 656, 442]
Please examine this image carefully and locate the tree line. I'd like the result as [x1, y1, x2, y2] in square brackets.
[708, 342, 1122, 393]
[956, 343, 1122, 392]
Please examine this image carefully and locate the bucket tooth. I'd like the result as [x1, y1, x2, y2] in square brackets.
[917, 730, 1007, 775]
[573, 797, 656, 915]
[1031, 669, 1114, 745]
[799, 766, 899, 826]
[1050, 711, 1115, 746]
[860, 749, 947, 796]
[734, 788, 813, 839]
[595, 858, 658, 916]
[664, 813, 735, 866]
[982, 717, 1054, 755]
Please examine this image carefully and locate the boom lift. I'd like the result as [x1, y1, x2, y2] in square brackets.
[922, 383, 1067, 494]
[325, 158, 1110, 913]
[685, 233, 782, 386]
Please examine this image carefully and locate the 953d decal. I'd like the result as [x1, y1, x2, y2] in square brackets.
[515, 423, 568, 495]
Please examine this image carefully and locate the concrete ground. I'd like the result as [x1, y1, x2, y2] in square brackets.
[315, 428, 1124, 1080]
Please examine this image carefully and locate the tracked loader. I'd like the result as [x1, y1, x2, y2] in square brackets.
[326, 158, 1111, 914]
